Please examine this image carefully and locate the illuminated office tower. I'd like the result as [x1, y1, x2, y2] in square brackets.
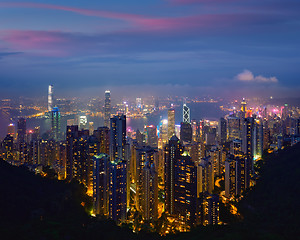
[110, 115, 126, 162]
[191, 120, 201, 142]
[183, 102, 190, 123]
[93, 154, 110, 216]
[167, 109, 175, 140]
[174, 151, 197, 226]
[93, 127, 110, 154]
[253, 119, 264, 160]
[109, 158, 127, 223]
[17, 117, 27, 164]
[145, 125, 158, 148]
[180, 122, 192, 143]
[51, 107, 61, 141]
[225, 155, 241, 198]
[104, 90, 111, 128]
[135, 146, 157, 209]
[164, 135, 184, 214]
[78, 116, 88, 130]
[227, 116, 241, 141]
[218, 118, 227, 144]
[141, 161, 158, 221]
[48, 85, 53, 112]
[241, 98, 247, 116]
[242, 117, 254, 171]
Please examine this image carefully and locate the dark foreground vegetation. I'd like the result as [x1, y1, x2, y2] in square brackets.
[1, 143, 300, 240]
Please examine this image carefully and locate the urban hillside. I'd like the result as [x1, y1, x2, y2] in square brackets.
[1, 142, 299, 240]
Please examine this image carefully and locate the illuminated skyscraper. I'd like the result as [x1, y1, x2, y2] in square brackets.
[104, 90, 111, 128]
[110, 115, 126, 162]
[174, 151, 197, 226]
[167, 109, 175, 140]
[183, 102, 190, 123]
[241, 98, 247, 113]
[218, 118, 227, 144]
[225, 155, 241, 198]
[180, 122, 192, 143]
[145, 125, 158, 148]
[93, 154, 110, 216]
[109, 158, 127, 223]
[93, 127, 110, 154]
[227, 116, 240, 141]
[48, 85, 53, 112]
[135, 146, 157, 214]
[17, 118, 27, 164]
[78, 115, 88, 130]
[51, 107, 61, 141]
[141, 161, 158, 221]
[164, 135, 184, 214]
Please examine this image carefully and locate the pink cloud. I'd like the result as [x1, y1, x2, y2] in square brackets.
[0, 30, 69, 56]
[235, 70, 278, 83]
[0, 2, 282, 32]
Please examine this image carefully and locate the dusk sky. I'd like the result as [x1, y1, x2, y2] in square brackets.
[0, 0, 300, 98]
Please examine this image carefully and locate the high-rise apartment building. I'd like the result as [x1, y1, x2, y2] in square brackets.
[164, 135, 184, 214]
[109, 158, 127, 223]
[93, 154, 110, 216]
[110, 115, 126, 162]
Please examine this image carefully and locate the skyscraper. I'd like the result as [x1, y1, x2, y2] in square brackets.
[167, 109, 175, 140]
[145, 125, 158, 148]
[174, 151, 197, 226]
[218, 117, 227, 144]
[48, 85, 53, 112]
[51, 107, 61, 141]
[227, 116, 241, 141]
[17, 118, 27, 164]
[164, 135, 184, 214]
[180, 122, 192, 143]
[183, 102, 190, 123]
[110, 115, 126, 162]
[109, 158, 127, 223]
[93, 154, 110, 216]
[104, 90, 111, 128]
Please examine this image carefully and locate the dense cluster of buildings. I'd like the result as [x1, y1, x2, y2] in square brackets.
[1, 87, 300, 234]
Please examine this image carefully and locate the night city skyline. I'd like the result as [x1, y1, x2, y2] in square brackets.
[1, 1, 300, 240]
[0, 0, 300, 98]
